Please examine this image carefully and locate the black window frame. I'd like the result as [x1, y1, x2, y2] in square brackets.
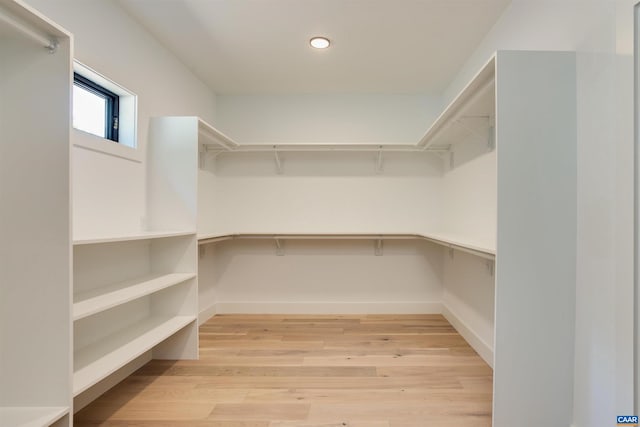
[73, 72, 119, 142]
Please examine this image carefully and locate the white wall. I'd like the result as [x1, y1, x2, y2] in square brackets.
[203, 151, 444, 235]
[445, 1, 633, 425]
[203, 238, 444, 314]
[197, 151, 447, 318]
[439, 139, 497, 369]
[442, 251, 495, 366]
[440, 149, 497, 250]
[215, 94, 441, 144]
[25, 0, 217, 238]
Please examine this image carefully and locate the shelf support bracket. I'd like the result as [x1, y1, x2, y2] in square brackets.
[486, 259, 495, 276]
[449, 151, 455, 169]
[274, 147, 283, 174]
[376, 147, 383, 174]
[198, 149, 205, 169]
[448, 247, 455, 259]
[275, 238, 284, 256]
[375, 239, 383, 256]
[199, 246, 206, 259]
[488, 125, 495, 151]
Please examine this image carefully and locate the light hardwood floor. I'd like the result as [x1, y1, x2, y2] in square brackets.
[75, 314, 493, 427]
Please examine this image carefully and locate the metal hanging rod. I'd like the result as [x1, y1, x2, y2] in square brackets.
[0, 7, 58, 53]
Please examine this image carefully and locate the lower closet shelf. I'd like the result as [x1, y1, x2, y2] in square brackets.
[73, 273, 197, 321]
[73, 315, 196, 396]
[0, 406, 68, 427]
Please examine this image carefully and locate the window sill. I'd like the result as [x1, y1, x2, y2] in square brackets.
[73, 129, 142, 163]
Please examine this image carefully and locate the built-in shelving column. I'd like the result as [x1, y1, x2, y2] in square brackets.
[0, 1, 73, 426]
[147, 116, 200, 356]
[72, 117, 200, 410]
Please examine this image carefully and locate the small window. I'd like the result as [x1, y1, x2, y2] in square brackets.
[73, 73, 119, 142]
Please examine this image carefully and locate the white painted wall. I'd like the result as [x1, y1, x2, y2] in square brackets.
[445, 1, 633, 425]
[214, 94, 441, 144]
[203, 152, 444, 235]
[440, 150, 497, 251]
[25, 0, 217, 238]
[197, 151, 447, 317]
[439, 138, 497, 369]
[204, 238, 444, 314]
[442, 251, 495, 366]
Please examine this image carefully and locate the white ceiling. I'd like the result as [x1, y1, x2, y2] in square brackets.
[118, 0, 510, 95]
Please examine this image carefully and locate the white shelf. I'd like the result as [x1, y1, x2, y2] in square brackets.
[419, 232, 495, 259]
[0, 406, 68, 427]
[73, 315, 196, 396]
[418, 55, 496, 150]
[197, 118, 445, 154]
[73, 230, 195, 245]
[222, 143, 431, 153]
[199, 118, 239, 151]
[73, 273, 197, 321]
[197, 232, 495, 259]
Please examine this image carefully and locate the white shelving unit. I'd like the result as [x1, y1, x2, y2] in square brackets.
[417, 57, 495, 152]
[73, 272, 197, 321]
[198, 232, 495, 260]
[416, 51, 576, 426]
[0, 0, 577, 424]
[72, 116, 201, 410]
[193, 51, 576, 427]
[0, 407, 69, 427]
[74, 314, 195, 395]
[72, 232, 199, 409]
[0, 1, 72, 426]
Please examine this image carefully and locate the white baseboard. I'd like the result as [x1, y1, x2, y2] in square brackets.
[199, 304, 217, 325]
[442, 304, 494, 368]
[213, 301, 443, 315]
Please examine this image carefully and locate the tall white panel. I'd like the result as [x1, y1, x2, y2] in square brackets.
[493, 51, 577, 427]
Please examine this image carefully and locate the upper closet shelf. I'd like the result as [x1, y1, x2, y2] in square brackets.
[73, 230, 195, 245]
[198, 118, 239, 152]
[198, 119, 448, 155]
[417, 56, 496, 151]
[199, 57, 495, 156]
[197, 232, 495, 260]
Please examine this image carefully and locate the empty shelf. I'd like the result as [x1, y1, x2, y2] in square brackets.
[73, 315, 195, 396]
[73, 230, 195, 245]
[0, 406, 68, 427]
[197, 232, 495, 259]
[73, 273, 197, 321]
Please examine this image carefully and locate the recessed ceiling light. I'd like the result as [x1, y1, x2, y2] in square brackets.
[310, 36, 330, 49]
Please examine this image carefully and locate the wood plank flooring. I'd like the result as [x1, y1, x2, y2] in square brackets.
[75, 314, 493, 427]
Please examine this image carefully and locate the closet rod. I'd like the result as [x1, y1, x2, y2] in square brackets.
[0, 7, 58, 52]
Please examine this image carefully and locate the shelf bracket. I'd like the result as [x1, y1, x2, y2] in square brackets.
[488, 125, 496, 151]
[376, 147, 383, 174]
[274, 147, 283, 174]
[486, 259, 495, 276]
[275, 238, 284, 256]
[198, 149, 205, 169]
[199, 246, 206, 259]
[375, 239, 383, 256]
[448, 247, 455, 259]
[449, 151, 455, 169]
